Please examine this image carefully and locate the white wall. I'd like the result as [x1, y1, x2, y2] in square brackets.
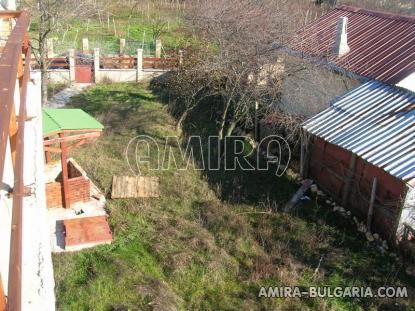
[280, 56, 361, 117]
[397, 73, 415, 93]
[0, 0, 15, 10]
[0, 71, 56, 310]
[96, 69, 137, 83]
[397, 185, 415, 241]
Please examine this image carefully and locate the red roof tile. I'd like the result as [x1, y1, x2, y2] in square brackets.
[287, 5, 415, 84]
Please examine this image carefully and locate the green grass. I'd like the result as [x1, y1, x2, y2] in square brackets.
[53, 83, 415, 311]
[29, 5, 187, 56]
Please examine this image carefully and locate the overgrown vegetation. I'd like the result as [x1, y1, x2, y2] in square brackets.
[53, 83, 415, 311]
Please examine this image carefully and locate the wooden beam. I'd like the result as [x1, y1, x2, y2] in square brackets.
[43, 146, 62, 154]
[0, 11, 22, 18]
[284, 179, 313, 212]
[9, 105, 17, 169]
[43, 131, 101, 146]
[66, 138, 96, 151]
[367, 177, 378, 233]
[44, 137, 52, 163]
[300, 133, 305, 178]
[59, 133, 70, 209]
[10, 54, 25, 169]
[0, 273, 6, 311]
[342, 153, 357, 206]
[300, 132, 311, 178]
[8, 43, 31, 311]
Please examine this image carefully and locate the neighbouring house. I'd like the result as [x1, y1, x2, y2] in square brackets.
[301, 80, 415, 242]
[0, 11, 56, 311]
[277, 5, 415, 118]
[270, 5, 415, 243]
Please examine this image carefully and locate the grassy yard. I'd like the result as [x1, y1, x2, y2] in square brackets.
[29, 4, 187, 56]
[53, 83, 414, 311]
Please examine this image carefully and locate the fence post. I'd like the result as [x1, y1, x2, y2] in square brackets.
[94, 48, 100, 83]
[46, 38, 54, 58]
[136, 48, 143, 82]
[120, 38, 126, 55]
[68, 48, 76, 83]
[178, 49, 183, 67]
[155, 39, 162, 58]
[82, 38, 89, 54]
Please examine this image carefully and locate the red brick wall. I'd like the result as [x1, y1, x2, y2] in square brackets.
[46, 176, 90, 208]
[309, 136, 406, 241]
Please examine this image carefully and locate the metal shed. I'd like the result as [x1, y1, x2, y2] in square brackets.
[301, 80, 415, 242]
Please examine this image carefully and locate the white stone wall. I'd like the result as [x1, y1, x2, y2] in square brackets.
[280, 56, 361, 118]
[397, 73, 415, 93]
[397, 185, 415, 240]
[0, 71, 56, 310]
[96, 69, 137, 83]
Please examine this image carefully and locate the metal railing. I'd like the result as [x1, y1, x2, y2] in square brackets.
[0, 11, 31, 311]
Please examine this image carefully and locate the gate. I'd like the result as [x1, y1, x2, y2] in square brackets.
[75, 52, 93, 83]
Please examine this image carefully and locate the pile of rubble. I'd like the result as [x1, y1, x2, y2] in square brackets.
[285, 169, 415, 277]
[307, 181, 397, 258]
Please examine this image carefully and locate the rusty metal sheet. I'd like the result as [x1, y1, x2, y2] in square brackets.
[111, 176, 160, 198]
[287, 5, 415, 84]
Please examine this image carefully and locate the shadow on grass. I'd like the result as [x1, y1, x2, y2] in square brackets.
[150, 76, 415, 308]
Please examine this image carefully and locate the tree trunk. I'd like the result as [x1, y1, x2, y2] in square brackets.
[225, 120, 237, 137]
[39, 0, 49, 106]
[218, 98, 232, 141]
[176, 109, 190, 135]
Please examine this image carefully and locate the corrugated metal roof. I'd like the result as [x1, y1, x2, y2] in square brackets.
[287, 5, 415, 84]
[303, 80, 415, 187]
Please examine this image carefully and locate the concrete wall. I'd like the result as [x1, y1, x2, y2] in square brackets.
[0, 71, 56, 310]
[47, 70, 71, 84]
[280, 56, 361, 118]
[95, 69, 137, 83]
[398, 186, 415, 240]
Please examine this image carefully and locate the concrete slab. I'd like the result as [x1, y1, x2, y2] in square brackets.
[47, 159, 108, 253]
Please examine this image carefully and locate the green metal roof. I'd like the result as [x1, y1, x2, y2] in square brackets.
[42, 108, 104, 136]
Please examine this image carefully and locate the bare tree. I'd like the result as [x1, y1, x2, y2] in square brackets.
[183, 0, 300, 141]
[20, 0, 107, 105]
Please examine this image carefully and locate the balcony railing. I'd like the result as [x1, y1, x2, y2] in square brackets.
[0, 11, 31, 311]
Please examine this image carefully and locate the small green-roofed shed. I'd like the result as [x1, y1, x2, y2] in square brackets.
[42, 108, 104, 209]
[42, 108, 104, 136]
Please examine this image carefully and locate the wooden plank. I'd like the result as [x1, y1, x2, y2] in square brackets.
[111, 176, 160, 198]
[367, 177, 378, 232]
[59, 132, 70, 209]
[284, 179, 313, 212]
[9, 104, 17, 169]
[43, 131, 101, 146]
[342, 153, 357, 206]
[0, 273, 6, 311]
[8, 42, 31, 311]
